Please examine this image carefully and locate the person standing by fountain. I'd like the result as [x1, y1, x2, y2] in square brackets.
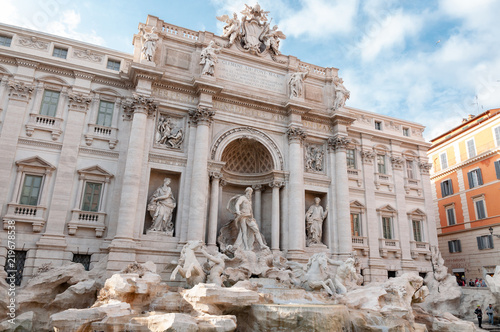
[486, 304, 496, 325]
[475, 305, 483, 328]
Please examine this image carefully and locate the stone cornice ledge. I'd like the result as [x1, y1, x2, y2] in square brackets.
[330, 110, 356, 127]
[129, 63, 163, 83]
[192, 79, 224, 96]
[284, 101, 311, 116]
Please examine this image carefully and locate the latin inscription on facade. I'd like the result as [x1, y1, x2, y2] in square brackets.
[152, 88, 198, 105]
[214, 101, 287, 123]
[217, 59, 286, 94]
[302, 120, 332, 133]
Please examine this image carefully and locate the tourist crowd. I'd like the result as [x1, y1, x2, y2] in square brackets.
[457, 277, 488, 287]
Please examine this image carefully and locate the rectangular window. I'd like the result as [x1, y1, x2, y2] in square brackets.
[403, 128, 410, 137]
[81, 182, 102, 212]
[494, 126, 500, 146]
[477, 235, 494, 250]
[474, 198, 487, 220]
[39, 90, 60, 117]
[445, 206, 456, 225]
[346, 149, 356, 169]
[375, 121, 382, 130]
[72, 254, 92, 271]
[440, 179, 453, 197]
[4, 250, 27, 286]
[19, 175, 43, 206]
[377, 155, 386, 174]
[351, 213, 361, 236]
[382, 217, 392, 239]
[467, 168, 483, 188]
[448, 240, 462, 253]
[0, 35, 12, 47]
[412, 219, 423, 242]
[406, 160, 414, 179]
[495, 160, 500, 180]
[440, 152, 448, 169]
[96, 100, 114, 127]
[52, 47, 68, 59]
[466, 139, 476, 158]
[106, 59, 121, 71]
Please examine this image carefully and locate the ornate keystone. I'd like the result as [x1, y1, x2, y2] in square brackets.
[286, 126, 306, 143]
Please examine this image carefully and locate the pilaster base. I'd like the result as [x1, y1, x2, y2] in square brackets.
[106, 238, 138, 277]
[401, 259, 418, 273]
[365, 258, 389, 283]
[305, 243, 328, 254]
[286, 249, 308, 263]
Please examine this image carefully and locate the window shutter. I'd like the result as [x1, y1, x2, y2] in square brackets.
[441, 182, 445, 197]
[448, 241, 453, 253]
[477, 236, 484, 250]
[449, 180, 453, 194]
[495, 161, 500, 180]
[468, 171, 473, 188]
[477, 169, 483, 185]
[489, 235, 494, 249]
[457, 240, 462, 252]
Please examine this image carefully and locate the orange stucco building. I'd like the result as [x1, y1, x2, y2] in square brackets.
[428, 109, 500, 281]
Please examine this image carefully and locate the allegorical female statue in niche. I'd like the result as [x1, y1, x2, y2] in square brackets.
[147, 178, 176, 234]
[305, 197, 328, 246]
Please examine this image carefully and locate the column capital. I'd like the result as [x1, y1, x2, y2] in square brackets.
[360, 150, 375, 165]
[269, 181, 284, 188]
[418, 161, 432, 175]
[209, 171, 223, 180]
[189, 107, 215, 125]
[390, 156, 404, 170]
[68, 93, 92, 113]
[286, 126, 307, 143]
[252, 184, 263, 191]
[123, 94, 158, 118]
[327, 135, 350, 151]
[8, 80, 34, 102]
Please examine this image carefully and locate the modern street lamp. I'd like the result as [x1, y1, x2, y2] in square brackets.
[488, 227, 500, 239]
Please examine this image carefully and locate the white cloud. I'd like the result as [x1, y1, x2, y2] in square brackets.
[357, 10, 422, 62]
[0, 0, 105, 46]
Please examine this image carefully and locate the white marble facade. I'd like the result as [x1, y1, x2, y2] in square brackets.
[0, 7, 436, 285]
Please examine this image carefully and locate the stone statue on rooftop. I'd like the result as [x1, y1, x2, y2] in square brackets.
[141, 26, 159, 62]
[332, 76, 350, 111]
[216, 12, 242, 46]
[288, 71, 308, 98]
[262, 24, 286, 55]
[200, 41, 221, 76]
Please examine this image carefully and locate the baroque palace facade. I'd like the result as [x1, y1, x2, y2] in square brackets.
[0, 7, 437, 285]
[428, 109, 500, 280]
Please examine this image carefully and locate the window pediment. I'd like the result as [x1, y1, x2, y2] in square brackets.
[77, 165, 113, 182]
[377, 204, 397, 215]
[16, 156, 56, 173]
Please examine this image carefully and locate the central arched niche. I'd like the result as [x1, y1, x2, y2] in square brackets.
[218, 137, 276, 246]
[221, 137, 273, 174]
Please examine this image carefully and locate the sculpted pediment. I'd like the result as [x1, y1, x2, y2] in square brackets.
[16, 156, 56, 170]
[77, 165, 113, 180]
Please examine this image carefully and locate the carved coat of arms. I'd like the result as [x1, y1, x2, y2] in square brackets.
[216, 3, 286, 58]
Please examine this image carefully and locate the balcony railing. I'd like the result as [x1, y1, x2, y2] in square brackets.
[352, 236, 369, 255]
[67, 209, 106, 237]
[84, 124, 118, 149]
[410, 241, 431, 260]
[25, 113, 63, 140]
[2, 203, 47, 232]
[379, 238, 401, 258]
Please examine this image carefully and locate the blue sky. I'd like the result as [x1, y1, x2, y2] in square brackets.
[2, 0, 500, 140]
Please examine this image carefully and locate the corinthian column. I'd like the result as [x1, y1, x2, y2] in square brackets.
[269, 181, 284, 252]
[187, 107, 215, 241]
[328, 135, 351, 258]
[286, 126, 307, 257]
[252, 184, 263, 229]
[114, 95, 157, 241]
[207, 171, 223, 249]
